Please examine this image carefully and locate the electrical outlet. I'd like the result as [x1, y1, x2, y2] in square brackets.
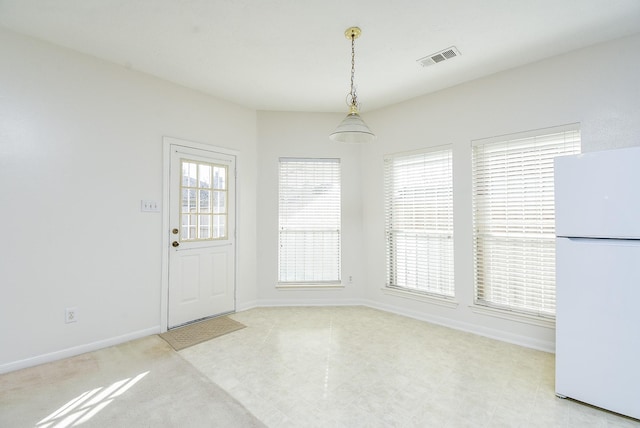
[65, 307, 78, 324]
[348, 275, 353, 284]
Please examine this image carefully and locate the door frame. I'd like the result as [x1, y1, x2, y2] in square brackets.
[161, 136, 239, 333]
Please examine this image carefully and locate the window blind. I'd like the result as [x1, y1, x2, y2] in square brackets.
[472, 126, 581, 317]
[278, 158, 341, 283]
[384, 148, 454, 297]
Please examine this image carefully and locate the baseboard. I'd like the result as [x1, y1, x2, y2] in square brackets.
[0, 326, 160, 375]
[362, 299, 555, 353]
[256, 298, 365, 308]
[235, 299, 259, 312]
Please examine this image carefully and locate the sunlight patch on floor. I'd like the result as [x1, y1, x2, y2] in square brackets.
[36, 371, 149, 428]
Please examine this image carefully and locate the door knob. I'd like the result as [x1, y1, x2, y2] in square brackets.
[172, 241, 180, 247]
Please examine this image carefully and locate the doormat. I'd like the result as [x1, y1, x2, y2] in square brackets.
[159, 316, 246, 351]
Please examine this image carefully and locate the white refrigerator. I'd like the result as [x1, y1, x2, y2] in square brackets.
[555, 146, 640, 420]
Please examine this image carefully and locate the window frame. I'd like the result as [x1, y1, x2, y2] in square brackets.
[179, 158, 229, 242]
[277, 157, 342, 286]
[471, 124, 581, 320]
[383, 146, 455, 300]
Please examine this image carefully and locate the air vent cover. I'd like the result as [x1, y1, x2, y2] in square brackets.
[417, 46, 461, 67]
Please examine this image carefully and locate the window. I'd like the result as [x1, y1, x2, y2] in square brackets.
[180, 159, 228, 241]
[278, 158, 341, 284]
[472, 125, 581, 318]
[384, 147, 454, 297]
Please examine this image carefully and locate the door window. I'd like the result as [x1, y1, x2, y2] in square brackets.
[180, 159, 228, 241]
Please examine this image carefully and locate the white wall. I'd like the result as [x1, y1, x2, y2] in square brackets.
[0, 29, 258, 372]
[360, 33, 640, 351]
[255, 112, 365, 306]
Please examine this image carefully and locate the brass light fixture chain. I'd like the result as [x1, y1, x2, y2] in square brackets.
[350, 32, 357, 109]
[329, 26, 375, 143]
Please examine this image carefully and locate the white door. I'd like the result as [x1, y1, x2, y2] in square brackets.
[168, 145, 236, 328]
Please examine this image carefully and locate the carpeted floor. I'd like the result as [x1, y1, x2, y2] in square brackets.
[160, 316, 246, 351]
[0, 335, 265, 428]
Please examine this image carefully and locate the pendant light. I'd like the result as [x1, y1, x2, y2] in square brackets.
[329, 27, 376, 143]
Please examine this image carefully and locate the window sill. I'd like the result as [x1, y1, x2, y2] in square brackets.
[469, 304, 555, 329]
[277, 283, 345, 290]
[382, 286, 459, 309]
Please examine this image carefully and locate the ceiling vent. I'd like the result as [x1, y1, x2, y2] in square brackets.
[417, 46, 461, 67]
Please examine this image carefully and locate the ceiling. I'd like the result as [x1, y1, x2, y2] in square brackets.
[1, 0, 640, 113]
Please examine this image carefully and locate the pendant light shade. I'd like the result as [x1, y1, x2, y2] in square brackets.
[330, 27, 375, 143]
[329, 111, 375, 143]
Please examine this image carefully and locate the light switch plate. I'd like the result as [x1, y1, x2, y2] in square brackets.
[141, 200, 160, 212]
